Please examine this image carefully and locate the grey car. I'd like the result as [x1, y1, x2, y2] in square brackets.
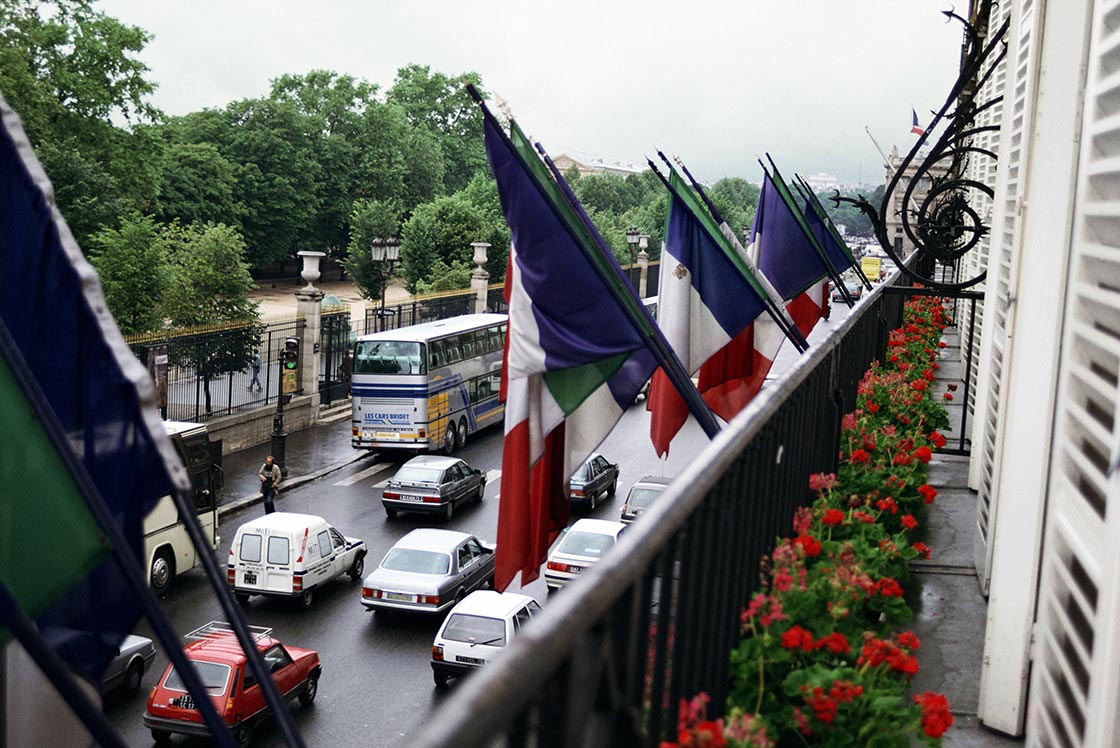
[620, 475, 672, 524]
[102, 634, 157, 697]
[382, 455, 486, 521]
[569, 453, 619, 511]
[360, 529, 496, 614]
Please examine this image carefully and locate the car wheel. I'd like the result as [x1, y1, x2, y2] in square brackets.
[455, 589, 466, 604]
[123, 659, 144, 697]
[441, 425, 456, 455]
[444, 500, 455, 522]
[385, 506, 397, 519]
[150, 548, 174, 597]
[474, 482, 485, 504]
[299, 588, 314, 609]
[456, 417, 468, 449]
[607, 477, 617, 498]
[298, 674, 319, 706]
[483, 573, 495, 590]
[434, 671, 449, 688]
[349, 554, 365, 581]
[589, 491, 597, 511]
[235, 724, 252, 748]
[150, 728, 171, 744]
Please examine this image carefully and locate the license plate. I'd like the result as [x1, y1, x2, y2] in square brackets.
[385, 592, 415, 602]
[399, 494, 423, 502]
[569, 565, 584, 574]
[243, 571, 257, 585]
[455, 655, 485, 665]
[374, 431, 399, 440]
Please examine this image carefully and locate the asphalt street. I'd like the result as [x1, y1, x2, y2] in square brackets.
[104, 299, 858, 747]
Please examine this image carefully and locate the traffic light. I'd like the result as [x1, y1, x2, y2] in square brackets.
[283, 337, 299, 370]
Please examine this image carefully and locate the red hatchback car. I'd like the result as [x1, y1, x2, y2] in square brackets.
[144, 622, 321, 747]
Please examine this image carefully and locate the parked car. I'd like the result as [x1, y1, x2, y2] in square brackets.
[227, 512, 366, 609]
[545, 519, 627, 591]
[568, 453, 619, 511]
[619, 475, 673, 525]
[382, 455, 486, 520]
[430, 590, 541, 687]
[102, 634, 156, 697]
[361, 529, 495, 614]
[830, 280, 864, 303]
[143, 622, 320, 747]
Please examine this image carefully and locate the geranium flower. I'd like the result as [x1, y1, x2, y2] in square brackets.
[929, 430, 947, 448]
[874, 577, 904, 597]
[815, 632, 851, 655]
[897, 631, 922, 650]
[780, 625, 815, 652]
[914, 445, 932, 463]
[865, 399, 879, 413]
[943, 392, 954, 401]
[901, 514, 919, 530]
[918, 484, 938, 504]
[850, 448, 871, 464]
[913, 692, 953, 737]
[793, 534, 822, 558]
[912, 541, 932, 559]
[821, 508, 845, 526]
[808, 473, 839, 492]
[876, 496, 898, 514]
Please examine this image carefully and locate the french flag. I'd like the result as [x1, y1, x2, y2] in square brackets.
[912, 107, 926, 136]
[485, 112, 656, 590]
[646, 172, 768, 456]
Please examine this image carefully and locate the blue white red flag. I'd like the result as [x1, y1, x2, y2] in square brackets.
[911, 108, 926, 136]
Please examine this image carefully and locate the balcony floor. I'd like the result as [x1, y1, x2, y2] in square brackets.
[908, 326, 1022, 746]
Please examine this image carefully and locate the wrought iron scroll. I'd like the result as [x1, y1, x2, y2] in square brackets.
[833, 9, 1010, 291]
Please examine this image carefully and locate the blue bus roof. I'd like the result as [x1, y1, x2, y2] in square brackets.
[355, 313, 508, 344]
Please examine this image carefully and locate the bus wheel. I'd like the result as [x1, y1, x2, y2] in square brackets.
[456, 418, 468, 450]
[441, 426, 456, 455]
[150, 549, 174, 596]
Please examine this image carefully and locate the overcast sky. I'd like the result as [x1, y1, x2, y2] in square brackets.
[96, 0, 962, 186]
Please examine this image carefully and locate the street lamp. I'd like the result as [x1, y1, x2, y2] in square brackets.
[370, 236, 401, 330]
[625, 228, 640, 266]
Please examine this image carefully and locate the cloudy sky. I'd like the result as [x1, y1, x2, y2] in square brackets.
[96, 0, 963, 185]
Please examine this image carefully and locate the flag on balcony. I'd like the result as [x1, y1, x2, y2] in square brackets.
[911, 108, 925, 136]
[484, 108, 664, 589]
[646, 169, 769, 456]
[0, 96, 183, 682]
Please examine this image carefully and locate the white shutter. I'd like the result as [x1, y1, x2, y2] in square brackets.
[970, 0, 1034, 593]
[1028, 1, 1120, 745]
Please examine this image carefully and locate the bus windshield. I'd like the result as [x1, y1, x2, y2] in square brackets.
[354, 341, 425, 375]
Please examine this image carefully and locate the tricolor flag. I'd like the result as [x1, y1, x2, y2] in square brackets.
[484, 106, 673, 590]
[646, 169, 770, 456]
[911, 108, 925, 136]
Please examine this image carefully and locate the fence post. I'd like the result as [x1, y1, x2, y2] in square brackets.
[470, 242, 491, 314]
[296, 251, 325, 418]
[638, 247, 650, 298]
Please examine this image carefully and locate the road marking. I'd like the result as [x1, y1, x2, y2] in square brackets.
[486, 469, 502, 483]
[333, 462, 395, 487]
[373, 478, 390, 489]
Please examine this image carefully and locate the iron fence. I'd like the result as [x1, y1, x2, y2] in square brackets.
[319, 310, 353, 407]
[414, 274, 905, 748]
[364, 290, 477, 333]
[127, 318, 301, 423]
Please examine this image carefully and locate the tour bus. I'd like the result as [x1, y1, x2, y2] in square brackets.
[146, 421, 223, 595]
[351, 313, 507, 454]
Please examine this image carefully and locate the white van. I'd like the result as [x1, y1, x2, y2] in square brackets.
[227, 512, 367, 609]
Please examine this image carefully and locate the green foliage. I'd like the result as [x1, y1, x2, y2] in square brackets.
[415, 259, 473, 295]
[709, 177, 760, 239]
[88, 213, 169, 334]
[819, 184, 886, 237]
[457, 172, 509, 279]
[399, 195, 485, 292]
[161, 222, 258, 328]
[342, 198, 402, 303]
[572, 173, 634, 216]
[154, 142, 243, 227]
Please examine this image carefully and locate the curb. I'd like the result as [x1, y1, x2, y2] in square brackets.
[218, 450, 375, 520]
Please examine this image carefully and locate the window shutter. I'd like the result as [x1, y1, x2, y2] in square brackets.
[1028, 1, 1120, 745]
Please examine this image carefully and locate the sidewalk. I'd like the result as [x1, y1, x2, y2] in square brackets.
[909, 325, 1022, 746]
[216, 404, 373, 517]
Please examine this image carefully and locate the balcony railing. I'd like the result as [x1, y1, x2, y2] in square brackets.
[415, 275, 906, 748]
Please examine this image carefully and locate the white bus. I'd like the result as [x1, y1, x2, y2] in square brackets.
[351, 313, 507, 454]
[145, 421, 223, 595]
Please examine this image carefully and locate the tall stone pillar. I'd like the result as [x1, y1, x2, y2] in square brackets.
[296, 251, 325, 416]
[637, 248, 650, 298]
[471, 242, 491, 314]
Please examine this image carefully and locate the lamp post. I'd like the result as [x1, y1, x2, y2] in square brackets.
[637, 234, 650, 298]
[626, 228, 640, 289]
[370, 236, 401, 331]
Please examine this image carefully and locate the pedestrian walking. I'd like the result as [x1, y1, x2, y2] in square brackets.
[248, 350, 263, 391]
[259, 455, 282, 514]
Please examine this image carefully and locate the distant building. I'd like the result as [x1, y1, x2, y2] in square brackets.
[882, 145, 948, 256]
[802, 172, 839, 192]
[552, 152, 646, 179]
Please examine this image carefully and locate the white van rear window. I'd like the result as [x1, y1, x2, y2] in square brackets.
[240, 534, 262, 563]
[267, 535, 290, 565]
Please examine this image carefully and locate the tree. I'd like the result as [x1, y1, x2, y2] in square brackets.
[87, 213, 169, 334]
[414, 259, 473, 295]
[709, 177, 760, 239]
[342, 198, 402, 303]
[457, 172, 510, 280]
[399, 195, 485, 292]
[819, 184, 885, 237]
[154, 142, 243, 227]
[387, 65, 486, 193]
[573, 173, 634, 216]
[161, 222, 260, 416]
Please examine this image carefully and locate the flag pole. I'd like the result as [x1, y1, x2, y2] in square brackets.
[664, 153, 810, 353]
[793, 174, 873, 291]
[463, 84, 721, 440]
[762, 155, 855, 307]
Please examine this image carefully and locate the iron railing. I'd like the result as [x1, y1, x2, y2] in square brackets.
[319, 309, 353, 406]
[415, 274, 906, 748]
[364, 290, 477, 333]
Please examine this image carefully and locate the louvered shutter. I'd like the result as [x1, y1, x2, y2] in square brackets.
[1027, 1, 1120, 745]
[970, 0, 1034, 593]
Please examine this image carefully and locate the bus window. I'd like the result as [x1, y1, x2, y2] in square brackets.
[429, 340, 444, 369]
[488, 326, 504, 352]
[443, 338, 462, 365]
[354, 341, 425, 375]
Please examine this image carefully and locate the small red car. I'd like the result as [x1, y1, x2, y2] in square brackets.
[143, 622, 321, 747]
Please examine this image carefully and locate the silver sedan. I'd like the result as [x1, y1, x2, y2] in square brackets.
[102, 634, 157, 697]
[360, 529, 496, 614]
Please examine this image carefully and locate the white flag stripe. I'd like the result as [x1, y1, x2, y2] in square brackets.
[333, 461, 395, 487]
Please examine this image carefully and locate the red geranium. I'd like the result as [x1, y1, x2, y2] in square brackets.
[918, 484, 938, 504]
[815, 632, 851, 655]
[897, 631, 922, 650]
[850, 448, 871, 464]
[929, 431, 947, 448]
[780, 625, 815, 652]
[913, 692, 953, 737]
[901, 514, 919, 530]
[793, 534, 822, 558]
[914, 445, 932, 463]
[821, 508, 845, 526]
[912, 541, 932, 559]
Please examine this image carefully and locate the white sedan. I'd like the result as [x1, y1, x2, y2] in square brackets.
[544, 519, 627, 591]
[431, 591, 541, 687]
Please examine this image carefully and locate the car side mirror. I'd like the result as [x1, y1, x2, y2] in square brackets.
[474, 469, 482, 476]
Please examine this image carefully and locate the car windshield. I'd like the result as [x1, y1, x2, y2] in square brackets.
[626, 487, 665, 510]
[442, 614, 506, 646]
[353, 340, 425, 375]
[557, 531, 616, 558]
[163, 661, 231, 695]
[381, 548, 451, 575]
[393, 466, 443, 484]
